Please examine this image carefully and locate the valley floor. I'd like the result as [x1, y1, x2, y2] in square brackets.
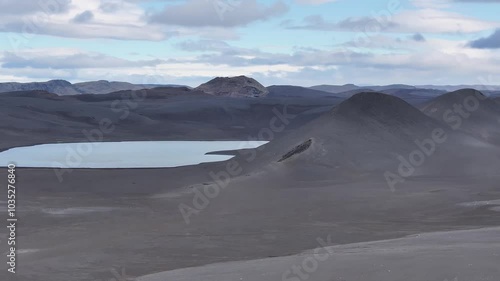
[139, 227, 500, 281]
[1, 166, 499, 281]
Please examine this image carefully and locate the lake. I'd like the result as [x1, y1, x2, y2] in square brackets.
[0, 141, 268, 168]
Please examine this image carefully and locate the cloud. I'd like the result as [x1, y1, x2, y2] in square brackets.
[1, 0, 499, 87]
[469, 29, 500, 48]
[176, 39, 233, 52]
[0, 21, 169, 41]
[284, 7, 499, 34]
[412, 33, 426, 41]
[284, 14, 400, 32]
[2, 41, 499, 86]
[149, 0, 288, 27]
[99, 1, 122, 13]
[452, 0, 500, 2]
[284, 14, 335, 30]
[73, 11, 94, 23]
[1, 49, 165, 69]
[295, 0, 338, 4]
[160, 36, 500, 86]
[0, 0, 71, 15]
[0, 0, 170, 41]
[393, 8, 498, 33]
[411, 0, 450, 9]
[337, 17, 399, 32]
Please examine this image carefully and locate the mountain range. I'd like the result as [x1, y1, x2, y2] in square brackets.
[1, 77, 499, 99]
[0, 79, 184, 96]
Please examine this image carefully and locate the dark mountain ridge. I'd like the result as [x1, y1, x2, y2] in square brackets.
[195, 76, 269, 98]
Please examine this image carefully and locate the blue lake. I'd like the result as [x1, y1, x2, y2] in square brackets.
[0, 141, 268, 168]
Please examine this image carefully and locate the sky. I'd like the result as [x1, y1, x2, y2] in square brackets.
[0, 0, 499, 87]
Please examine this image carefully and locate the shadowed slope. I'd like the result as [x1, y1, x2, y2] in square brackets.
[239, 92, 500, 180]
[421, 89, 500, 145]
[0, 90, 62, 99]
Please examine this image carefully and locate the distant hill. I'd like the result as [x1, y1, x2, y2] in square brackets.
[330, 88, 375, 98]
[0, 80, 184, 95]
[306, 84, 444, 105]
[309, 84, 416, 94]
[484, 91, 500, 98]
[195, 76, 269, 98]
[324, 88, 443, 106]
[0, 80, 84, 95]
[309, 84, 360, 93]
[417, 85, 500, 92]
[267, 85, 340, 98]
[69, 86, 208, 102]
[421, 89, 500, 145]
[379, 88, 444, 98]
[267, 85, 442, 105]
[73, 80, 185, 95]
[310, 83, 500, 95]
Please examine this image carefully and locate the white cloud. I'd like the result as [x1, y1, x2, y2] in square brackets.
[393, 8, 498, 34]
[2, 30, 499, 87]
[0, 0, 169, 41]
[0, 0, 499, 86]
[295, 0, 339, 4]
[411, 0, 451, 9]
[286, 4, 499, 34]
[1, 48, 165, 69]
[149, 0, 288, 27]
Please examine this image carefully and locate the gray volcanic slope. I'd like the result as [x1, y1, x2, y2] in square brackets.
[239, 92, 500, 179]
[421, 89, 500, 145]
[4, 91, 500, 281]
[195, 75, 269, 97]
[138, 227, 500, 281]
